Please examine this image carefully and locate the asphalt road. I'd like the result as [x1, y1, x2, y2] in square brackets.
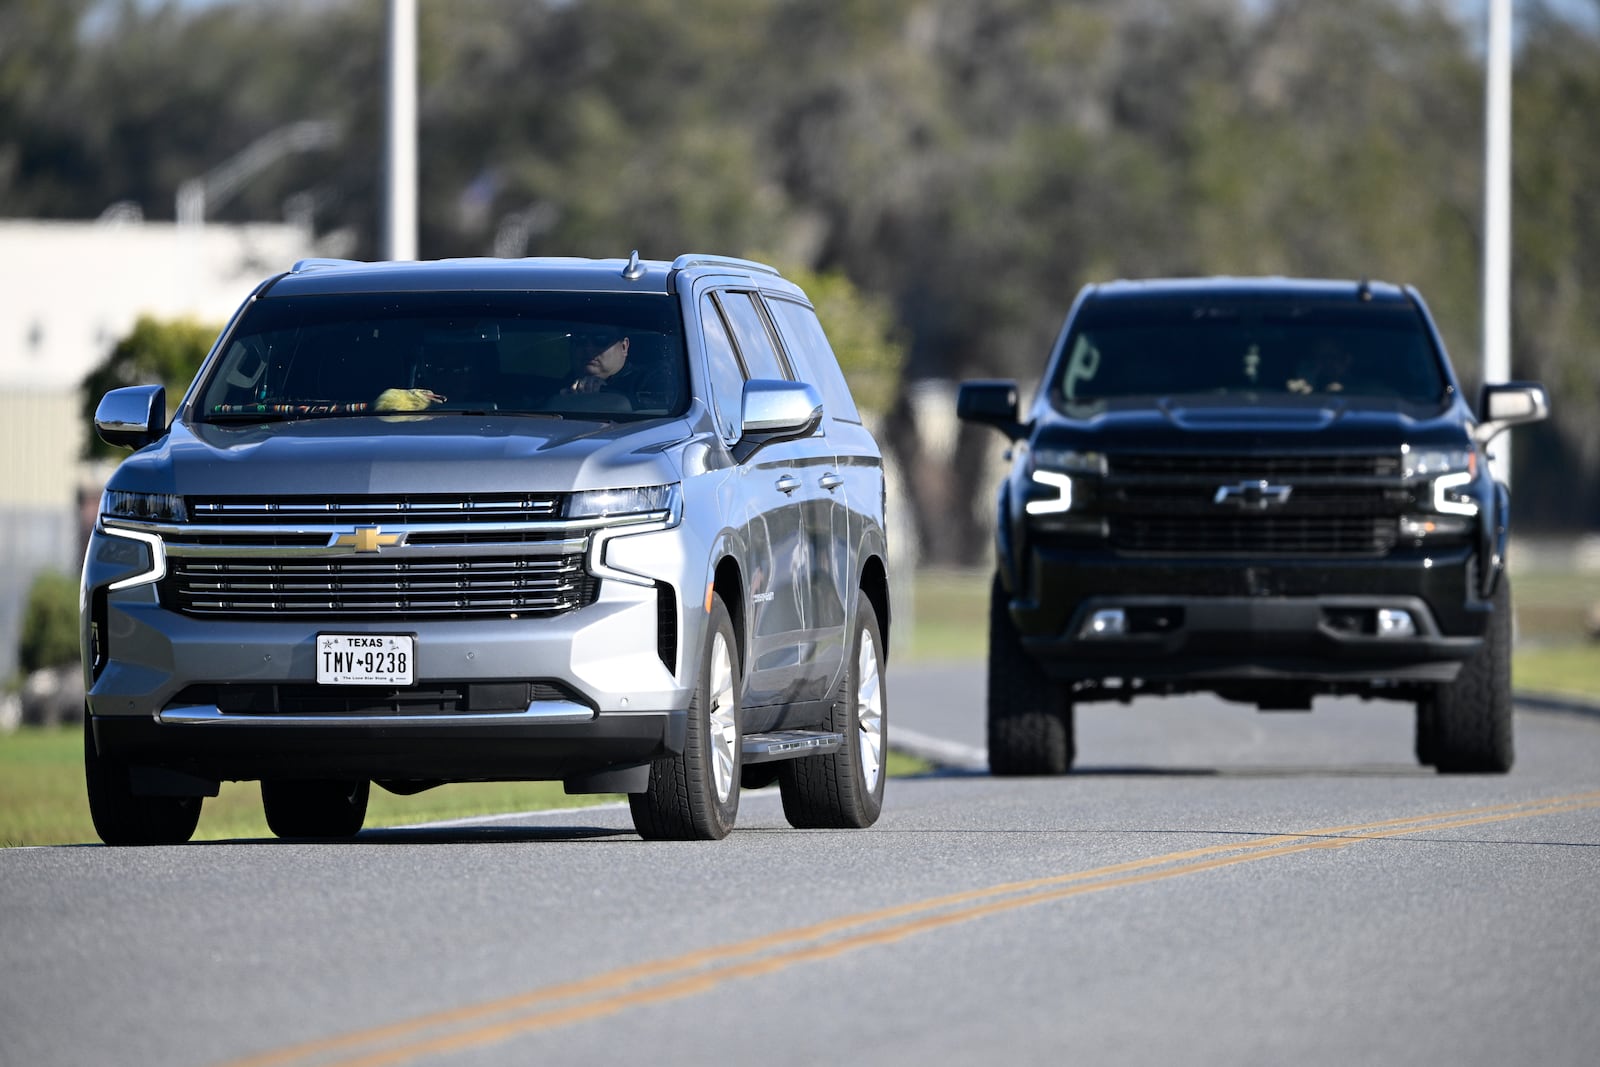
[4, 663, 1600, 1067]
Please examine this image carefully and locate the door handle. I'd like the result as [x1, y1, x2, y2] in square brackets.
[775, 475, 800, 495]
[819, 472, 843, 491]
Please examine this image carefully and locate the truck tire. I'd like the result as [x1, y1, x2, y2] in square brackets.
[84, 712, 201, 846]
[987, 575, 1074, 775]
[261, 779, 370, 838]
[779, 596, 887, 829]
[631, 595, 742, 840]
[1424, 577, 1513, 774]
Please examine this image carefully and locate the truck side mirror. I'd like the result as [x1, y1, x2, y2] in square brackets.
[1474, 381, 1549, 446]
[957, 380, 1026, 440]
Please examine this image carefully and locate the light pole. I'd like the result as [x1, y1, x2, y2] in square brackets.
[385, 0, 418, 261]
[1484, 0, 1512, 484]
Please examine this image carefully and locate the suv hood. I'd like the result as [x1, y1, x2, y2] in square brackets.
[107, 414, 692, 497]
[1041, 394, 1472, 453]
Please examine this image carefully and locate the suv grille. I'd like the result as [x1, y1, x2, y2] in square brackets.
[166, 553, 595, 618]
[156, 494, 596, 620]
[1098, 451, 1406, 558]
[187, 494, 564, 525]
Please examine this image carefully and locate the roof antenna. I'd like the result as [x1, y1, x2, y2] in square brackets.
[1357, 278, 1373, 301]
[621, 249, 644, 281]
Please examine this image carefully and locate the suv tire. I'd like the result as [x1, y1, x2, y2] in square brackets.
[631, 595, 742, 840]
[987, 575, 1075, 775]
[779, 597, 887, 829]
[84, 712, 201, 846]
[1423, 578, 1514, 774]
[261, 779, 370, 838]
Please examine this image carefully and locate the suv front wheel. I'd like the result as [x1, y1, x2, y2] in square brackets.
[84, 712, 202, 846]
[631, 595, 743, 839]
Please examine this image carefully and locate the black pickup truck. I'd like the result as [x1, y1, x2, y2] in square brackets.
[959, 278, 1548, 775]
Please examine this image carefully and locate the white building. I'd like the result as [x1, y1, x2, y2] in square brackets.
[0, 218, 314, 680]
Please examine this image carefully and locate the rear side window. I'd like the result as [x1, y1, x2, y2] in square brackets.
[1050, 298, 1449, 407]
[766, 297, 862, 423]
[716, 292, 790, 382]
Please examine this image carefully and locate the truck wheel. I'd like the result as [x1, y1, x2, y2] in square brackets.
[1413, 701, 1438, 768]
[631, 595, 742, 840]
[84, 712, 201, 846]
[987, 575, 1074, 775]
[261, 779, 370, 838]
[780, 596, 887, 829]
[1425, 577, 1514, 774]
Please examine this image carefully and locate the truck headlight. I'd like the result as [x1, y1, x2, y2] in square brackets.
[1025, 449, 1104, 516]
[1402, 448, 1478, 516]
[1031, 448, 1107, 474]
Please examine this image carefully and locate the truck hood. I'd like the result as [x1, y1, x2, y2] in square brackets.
[1037, 394, 1473, 453]
[106, 413, 694, 497]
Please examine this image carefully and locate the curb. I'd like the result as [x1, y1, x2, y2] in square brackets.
[1515, 691, 1600, 721]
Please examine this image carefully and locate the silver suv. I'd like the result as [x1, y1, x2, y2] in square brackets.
[82, 252, 891, 843]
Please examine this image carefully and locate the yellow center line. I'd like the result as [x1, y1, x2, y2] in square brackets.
[221, 791, 1600, 1067]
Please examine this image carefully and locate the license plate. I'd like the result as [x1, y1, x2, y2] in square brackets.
[316, 633, 415, 685]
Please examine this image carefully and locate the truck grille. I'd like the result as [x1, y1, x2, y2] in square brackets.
[1111, 516, 1397, 556]
[1099, 451, 1406, 558]
[165, 553, 596, 618]
[1109, 454, 1401, 478]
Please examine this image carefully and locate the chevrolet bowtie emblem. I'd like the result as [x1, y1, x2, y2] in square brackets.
[1213, 481, 1293, 510]
[334, 526, 402, 552]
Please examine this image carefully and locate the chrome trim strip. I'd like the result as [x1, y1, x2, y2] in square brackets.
[157, 701, 597, 728]
[162, 538, 589, 559]
[104, 512, 672, 540]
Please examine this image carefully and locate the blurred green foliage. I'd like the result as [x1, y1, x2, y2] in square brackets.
[6, 0, 1598, 538]
[79, 316, 219, 458]
[18, 571, 78, 674]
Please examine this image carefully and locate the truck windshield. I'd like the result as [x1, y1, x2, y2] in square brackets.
[1050, 299, 1449, 407]
[193, 291, 688, 423]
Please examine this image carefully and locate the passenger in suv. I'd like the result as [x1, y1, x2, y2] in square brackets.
[959, 278, 1547, 776]
[83, 252, 890, 843]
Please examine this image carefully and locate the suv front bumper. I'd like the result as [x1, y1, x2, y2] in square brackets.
[84, 552, 692, 785]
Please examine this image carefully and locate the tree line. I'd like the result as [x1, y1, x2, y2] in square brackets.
[7, 0, 1598, 557]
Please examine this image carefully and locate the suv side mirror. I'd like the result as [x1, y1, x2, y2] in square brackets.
[94, 385, 167, 450]
[957, 379, 1026, 440]
[739, 379, 822, 446]
[1474, 381, 1549, 446]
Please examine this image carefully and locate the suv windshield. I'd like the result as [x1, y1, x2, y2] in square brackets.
[1050, 298, 1449, 407]
[194, 291, 688, 423]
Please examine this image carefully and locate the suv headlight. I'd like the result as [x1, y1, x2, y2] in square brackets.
[101, 490, 187, 524]
[1402, 448, 1478, 516]
[566, 484, 680, 523]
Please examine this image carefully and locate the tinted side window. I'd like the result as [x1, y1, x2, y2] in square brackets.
[699, 293, 745, 441]
[717, 291, 790, 381]
[766, 297, 862, 423]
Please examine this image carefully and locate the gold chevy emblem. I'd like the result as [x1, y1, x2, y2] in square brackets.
[334, 526, 402, 552]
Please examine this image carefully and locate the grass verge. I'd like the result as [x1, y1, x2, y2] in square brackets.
[0, 730, 928, 848]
